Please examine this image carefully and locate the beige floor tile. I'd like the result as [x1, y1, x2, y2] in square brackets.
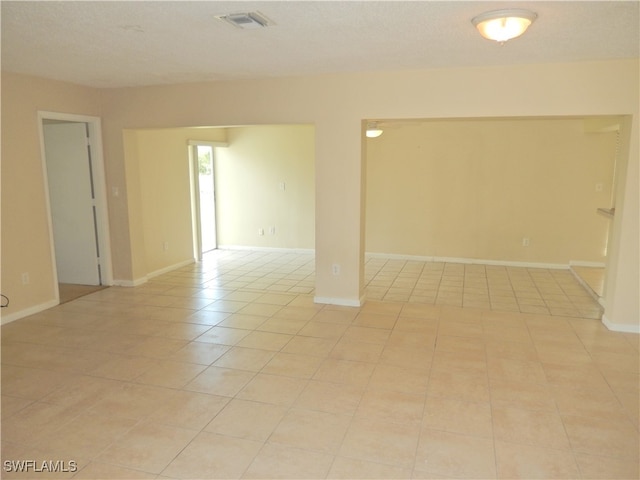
[339, 417, 421, 468]
[387, 330, 437, 349]
[212, 346, 276, 372]
[356, 389, 425, 426]
[73, 461, 156, 479]
[217, 313, 268, 330]
[1, 395, 33, 418]
[328, 456, 412, 479]
[393, 316, 439, 333]
[329, 338, 384, 363]
[352, 311, 398, 329]
[492, 405, 571, 450]
[183, 366, 255, 397]
[2, 368, 65, 400]
[342, 325, 391, 344]
[236, 330, 293, 351]
[312, 308, 359, 324]
[126, 337, 189, 359]
[257, 316, 308, 334]
[542, 362, 609, 387]
[294, 380, 364, 415]
[150, 390, 229, 430]
[237, 373, 307, 406]
[378, 344, 433, 371]
[427, 369, 490, 403]
[487, 357, 548, 384]
[431, 349, 488, 376]
[313, 358, 376, 386]
[281, 335, 337, 357]
[298, 321, 348, 339]
[415, 428, 496, 479]
[161, 431, 263, 479]
[167, 341, 230, 365]
[204, 398, 287, 441]
[134, 360, 207, 388]
[269, 407, 351, 454]
[261, 351, 324, 378]
[574, 452, 640, 479]
[489, 378, 556, 412]
[255, 292, 298, 305]
[34, 411, 137, 459]
[237, 302, 283, 317]
[552, 384, 629, 421]
[1, 251, 624, 480]
[561, 414, 640, 459]
[243, 442, 334, 479]
[87, 383, 177, 420]
[1, 401, 79, 445]
[494, 441, 579, 479]
[97, 421, 198, 474]
[195, 326, 252, 346]
[423, 395, 492, 438]
[368, 363, 429, 395]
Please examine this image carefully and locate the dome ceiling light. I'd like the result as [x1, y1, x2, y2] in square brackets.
[366, 122, 383, 138]
[472, 9, 537, 43]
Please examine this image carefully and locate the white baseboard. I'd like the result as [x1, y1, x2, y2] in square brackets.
[147, 259, 195, 279]
[1, 299, 59, 325]
[314, 294, 365, 308]
[602, 315, 640, 334]
[569, 261, 606, 268]
[113, 259, 196, 287]
[218, 245, 315, 255]
[113, 277, 147, 287]
[366, 252, 567, 270]
[366, 252, 435, 262]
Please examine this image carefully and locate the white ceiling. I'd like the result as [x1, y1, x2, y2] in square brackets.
[1, 1, 638, 88]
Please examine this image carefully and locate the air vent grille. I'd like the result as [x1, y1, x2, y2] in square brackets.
[215, 11, 273, 29]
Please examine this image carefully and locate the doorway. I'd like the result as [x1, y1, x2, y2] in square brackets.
[190, 142, 219, 261]
[39, 112, 112, 302]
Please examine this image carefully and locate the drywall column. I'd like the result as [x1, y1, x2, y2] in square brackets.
[314, 118, 365, 306]
[602, 115, 640, 332]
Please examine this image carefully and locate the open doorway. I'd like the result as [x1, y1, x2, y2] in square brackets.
[39, 112, 112, 303]
[190, 142, 220, 261]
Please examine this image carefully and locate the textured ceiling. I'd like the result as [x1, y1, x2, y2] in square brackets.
[1, 1, 638, 88]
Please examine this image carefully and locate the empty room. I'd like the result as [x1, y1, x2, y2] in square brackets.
[1, 2, 638, 479]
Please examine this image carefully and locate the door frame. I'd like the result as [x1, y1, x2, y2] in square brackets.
[188, 140, 227, 261]
[38, 111, 114, 301]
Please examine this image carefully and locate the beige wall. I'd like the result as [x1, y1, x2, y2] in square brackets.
[215, 125, 315, 250]
[366, 117, 618, 265]
[123, 125, 314, 279]
[1, 73, 101, 316]
[124, 127, 228, 278]
[2, 59, 638, 330]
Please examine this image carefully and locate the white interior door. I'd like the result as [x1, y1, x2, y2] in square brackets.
[43, 122, 101, 285]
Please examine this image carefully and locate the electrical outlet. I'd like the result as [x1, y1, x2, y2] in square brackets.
[163, 241, 169, 251]
[21, 272, 29, 285]
[522, 237, 530, 247]
[258, 228, 264, 236]
[269, 226, 276, 235]
[332, 264, 341, 276]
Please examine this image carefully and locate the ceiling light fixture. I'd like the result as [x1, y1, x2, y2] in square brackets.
[471, 9, 537, 43]
[366, 122, 383, 138]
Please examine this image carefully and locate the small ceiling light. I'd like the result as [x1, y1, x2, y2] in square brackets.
[472, 9, 537, 43]
[366, 122, 383, 138]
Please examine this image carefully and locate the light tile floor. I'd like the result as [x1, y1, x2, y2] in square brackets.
[2, 250, 638, 479]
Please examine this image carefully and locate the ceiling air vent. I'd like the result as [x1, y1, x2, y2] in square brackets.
[215, 11, 273, 29]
